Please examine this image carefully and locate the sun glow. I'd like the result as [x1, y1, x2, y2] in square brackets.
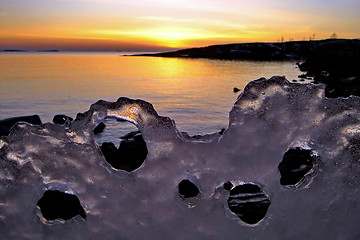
[143, 30, 204, 48]
[1, 0, 359, 51]
[88, 28, 230, 48]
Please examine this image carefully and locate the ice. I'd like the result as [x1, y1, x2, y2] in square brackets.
[1, 76, 360, 239]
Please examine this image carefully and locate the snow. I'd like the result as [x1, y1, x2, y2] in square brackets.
[1, 76, 360, 239]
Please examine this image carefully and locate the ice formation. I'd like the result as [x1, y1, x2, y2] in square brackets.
[1, 76, 360, 239]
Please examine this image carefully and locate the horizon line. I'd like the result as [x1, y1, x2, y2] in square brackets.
[1, 38, 358, 53]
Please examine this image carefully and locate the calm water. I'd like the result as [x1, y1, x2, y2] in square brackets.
[0, 52, 302, 141]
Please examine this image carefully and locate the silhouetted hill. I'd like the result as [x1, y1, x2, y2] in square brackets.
[137, 39, 354, 60]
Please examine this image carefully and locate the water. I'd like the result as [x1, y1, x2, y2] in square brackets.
[0, 52, 302, 138]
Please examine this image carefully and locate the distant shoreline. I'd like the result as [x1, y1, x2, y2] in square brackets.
[0, 49, 59, 53]
[132, 38, 358, 61]
[0, 50, 160, 55]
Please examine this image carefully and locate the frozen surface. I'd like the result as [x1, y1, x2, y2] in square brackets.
[1, 76, 360, 239]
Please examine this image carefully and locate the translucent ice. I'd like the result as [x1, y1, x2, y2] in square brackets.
[1, 76, 360, 239]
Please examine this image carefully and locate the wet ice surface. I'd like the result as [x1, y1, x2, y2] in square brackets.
[1, 76, 360, 239]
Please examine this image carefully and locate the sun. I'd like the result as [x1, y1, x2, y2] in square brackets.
[135, 28, 212, 48]
[146, 30, 200, 48]
[87, 27, 214, 49]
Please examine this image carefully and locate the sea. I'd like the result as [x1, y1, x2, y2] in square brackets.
[0, 52, 303, 143]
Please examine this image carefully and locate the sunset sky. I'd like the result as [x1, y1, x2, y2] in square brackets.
[0, 0, 359, 51]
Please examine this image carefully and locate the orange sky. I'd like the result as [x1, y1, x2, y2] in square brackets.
[1, 0, 359, 51]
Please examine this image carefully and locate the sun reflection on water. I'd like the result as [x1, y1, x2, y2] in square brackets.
[0, 53, 301, 135]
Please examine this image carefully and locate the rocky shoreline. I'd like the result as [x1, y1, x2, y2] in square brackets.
[298, 39, 360, 97]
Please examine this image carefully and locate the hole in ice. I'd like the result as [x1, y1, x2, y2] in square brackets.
[99, 130, 148, 172]
[227, 183, 270, 225]
[37, 190, 86, 221]
[96, 118, 148, 172]
[94, 118, 148, 172]
[278, 147, 316, 186]
[178, 179, 200, 199]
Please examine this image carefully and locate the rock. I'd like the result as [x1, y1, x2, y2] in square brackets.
[180, 131, 221, 143]
[233, 87, 241, 93]
[37, 190, 86, 221]
[218, 128, 226, 135]
[120, 130, 141, 139]
[99, 142, 118, 164]
[94, 122, 106, 134]
[223, 181, 234, 191]
[0, 115, 42, 137]
[117, 134, 148, 171]
[53, 114, 73, 124]
[298, 39, 360, 97]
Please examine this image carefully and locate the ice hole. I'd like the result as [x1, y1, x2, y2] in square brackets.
[178, 179, 200, 199]
[278, 147, 316, 186]
[96, 118, 148, 172]
[227, 183, 270, 225]
[37, 190, 86, 221]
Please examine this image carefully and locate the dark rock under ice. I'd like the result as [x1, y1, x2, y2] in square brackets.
[53, 114, 73, 125]
[0, 115, 42, 136]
